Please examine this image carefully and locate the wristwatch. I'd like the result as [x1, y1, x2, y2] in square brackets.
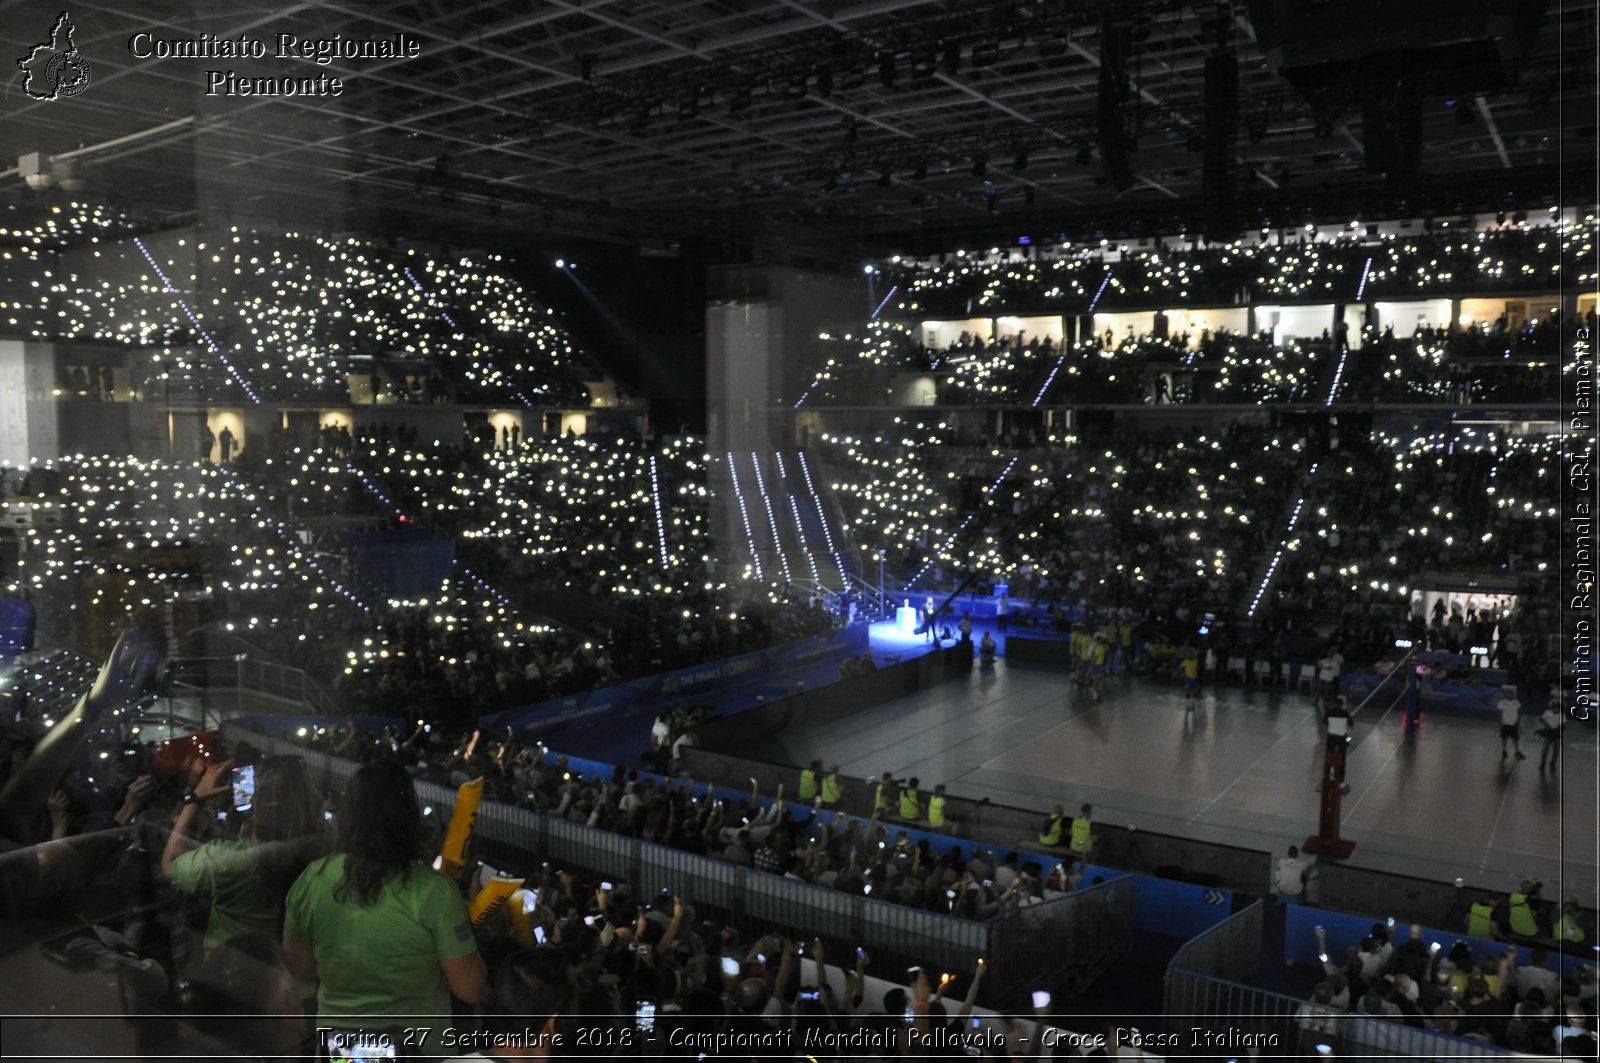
[181, 790, 200, 806]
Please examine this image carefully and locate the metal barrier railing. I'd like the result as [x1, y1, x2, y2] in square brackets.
[987, 875, 1134, 1008]
[1163, 968, 1514, 1059]
[1167, 899, 1264, 985]
[229, 727, 1130, 1010]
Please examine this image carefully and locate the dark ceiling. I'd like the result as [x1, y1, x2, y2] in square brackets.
[2, 0, 1594, 259]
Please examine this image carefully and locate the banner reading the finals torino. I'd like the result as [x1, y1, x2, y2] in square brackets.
[479, 624, 870, 740]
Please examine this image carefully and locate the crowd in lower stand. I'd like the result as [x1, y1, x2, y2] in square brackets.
[1294, 919, 1595, 1055]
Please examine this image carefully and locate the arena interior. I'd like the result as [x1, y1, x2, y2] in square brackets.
[0, 1, 1597, 1060]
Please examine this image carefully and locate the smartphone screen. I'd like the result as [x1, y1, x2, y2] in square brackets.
[232, 764, 255, 812]
[721, 956, 740, 977]
[635, 1000, 656, 1033]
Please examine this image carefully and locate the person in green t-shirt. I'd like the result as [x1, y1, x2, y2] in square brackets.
[162, 754, 327, 954]
[283, 760, 487, 1059]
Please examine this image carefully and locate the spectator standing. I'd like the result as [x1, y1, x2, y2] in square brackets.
[996, 592, 1010, 632]
[283, 760, 488, 1052]
[161, 755, 327, 953]
[219, 426, 236, 463]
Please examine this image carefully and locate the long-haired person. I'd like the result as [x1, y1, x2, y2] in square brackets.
[162, 755, 327, 953]
[282, 760, 487, 1056]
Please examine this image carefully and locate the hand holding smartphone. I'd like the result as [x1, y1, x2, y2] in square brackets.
[232, 764, 256, 812]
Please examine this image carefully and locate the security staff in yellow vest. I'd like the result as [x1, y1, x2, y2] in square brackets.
[1069, 803, 1095, 855]
[1553, 897, 1587, 944]
[1507, 880, 1542, 938]
[898, 777, 922, 821]
[1039, 804, 1066, 847]
[799, 760, 823, 802]
[1467, 893, 1501, 940]
[873, 771, 895, 816]
[927, 784, 948, 831]
[820, 765, 843, 807]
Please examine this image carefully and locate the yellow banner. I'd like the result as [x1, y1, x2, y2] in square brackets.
[437, 776, 483, 879]
[468, 875, 524, 926]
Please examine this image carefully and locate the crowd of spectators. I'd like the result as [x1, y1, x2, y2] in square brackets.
[2, 433, 840, 732]
[794, 314, 1569, 410]
[1297, 921, 1597, 1056]
[3, 711, 1125, 1062]
[818, 417, 1558, 677]
[886, 220, 1591, 315]
[11, 218, 602, 407]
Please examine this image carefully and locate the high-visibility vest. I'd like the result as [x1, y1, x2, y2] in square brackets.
[799, 770, 819, 801]
[874, 781, 892, 814]
[1040, 814, 1064, 847]
[1467, 901, 1496, 939]
[1554, 914, 1585, 943]
[928, 795, 946, 829]
[898, 787, 921, 820]
[820, 773, 842, 805]
[1507, 892, 1539, 937]
[1070, 816, 1093, 853]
